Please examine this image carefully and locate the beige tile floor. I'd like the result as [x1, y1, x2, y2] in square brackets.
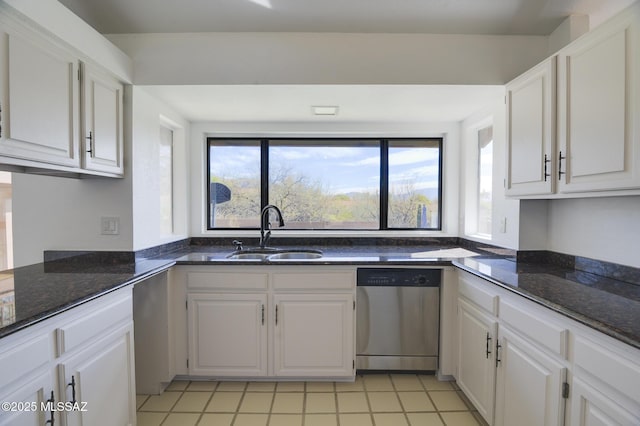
[137, 374, 488, 426]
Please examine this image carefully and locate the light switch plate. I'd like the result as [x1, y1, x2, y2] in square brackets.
[101, 216, 120, 235]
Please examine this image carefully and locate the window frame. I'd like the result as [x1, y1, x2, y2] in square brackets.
[206, 137, 443, 232]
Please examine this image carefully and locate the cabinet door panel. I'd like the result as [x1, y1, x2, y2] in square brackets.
[495, 327, 566, 426]
[457, 298, 497, 425]
[558, 9, 640, 192]
[506, 58, 555, 196]
[59, 324, 135, 426]
[569, 32, 625, 178]
[188, 293, 267, 377]
[569, 377, 640, 426]
[0, 370, 55, 426]
[0, 27, 79, 167]
[274, 294, 354, 378]
[82, 63, 123, 175]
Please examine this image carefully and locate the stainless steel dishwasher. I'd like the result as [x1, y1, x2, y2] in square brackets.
[356, 268, 440, 371]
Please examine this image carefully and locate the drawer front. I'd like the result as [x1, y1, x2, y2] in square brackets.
[273, 271, 355, 291]
[187, 272, 268, 291]
[458, 272, 499, 315]
[56, 292, 132, 357]
[0, 334, 50, 388]
[574, 335, 640, 405]
[500, 297, 568, 358]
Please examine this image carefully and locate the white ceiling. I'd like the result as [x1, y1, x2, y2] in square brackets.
[59, 0, 635, 36]
[57, 0, 635, 123]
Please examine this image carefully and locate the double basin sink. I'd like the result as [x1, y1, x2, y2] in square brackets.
[226, 248, 323, 261]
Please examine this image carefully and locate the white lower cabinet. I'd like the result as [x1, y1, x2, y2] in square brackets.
[0, 368, 55, 426]
[495, 326, 566, 426]
[57, 323, 135, 426]
[273, 293, 354, 377]
[188, 293, 267, 377]
[0, 287, 136, 426]
[456, 271, 569, 426]
[568, 333, 640, 426]
[457, 297, 498, 424]
[183, 266, 356, 380]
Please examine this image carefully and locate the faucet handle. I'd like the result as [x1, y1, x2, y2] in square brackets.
[232, 240, 244, 251]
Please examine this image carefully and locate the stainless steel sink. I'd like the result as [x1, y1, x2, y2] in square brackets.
[226, 252, 272, 260]
[226, 248, 323, 260]
[268, 250, 323, 260]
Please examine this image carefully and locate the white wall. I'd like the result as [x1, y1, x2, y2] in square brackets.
[10, 87, 190, 267]
[546, 197, 640, 268]
[189, 121, 462, 240]
[130, 87, 190, 251]
[12, 173, 134, 267]
[108, 32, 548, 85]
[459, 99, 520, 250]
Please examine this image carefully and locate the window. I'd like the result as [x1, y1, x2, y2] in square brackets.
[207, 138, 442, 231]
[0, 172, 12, 270]
[477, 126, 493, 236]
[159, 126, 174, 235]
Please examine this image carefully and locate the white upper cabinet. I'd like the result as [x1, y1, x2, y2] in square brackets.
[506, 57, 556, 196]
[506, 2, 640, 198]
[557, 6, 640, 193]
[0, 21, 80, 168]
[0, 13, 125, 177]
[81, 63, 124, 176]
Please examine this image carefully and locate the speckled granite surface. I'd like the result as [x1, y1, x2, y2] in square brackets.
[454, 257, 640, 350]
[2, 239, 640, 352]
[0, 258, 175, 338]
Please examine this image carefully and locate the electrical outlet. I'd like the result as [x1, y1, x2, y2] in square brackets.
[101, 217, 120, 235]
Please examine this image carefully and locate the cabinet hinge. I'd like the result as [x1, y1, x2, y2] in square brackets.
[353, 301, 355, 310]
[353, 360, 355, 370]
[562, 382, 570, 399]
[187, 359, 189, 368]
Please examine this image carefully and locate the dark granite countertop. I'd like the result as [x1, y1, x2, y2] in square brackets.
[0, 258, 175, 339]
[2, 241, 639, 352]
[454, 257, 640, 350]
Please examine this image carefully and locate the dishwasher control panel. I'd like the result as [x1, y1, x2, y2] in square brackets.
[357, 268, 441, 287]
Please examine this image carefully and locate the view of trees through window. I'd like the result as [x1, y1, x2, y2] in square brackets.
[208, 139, 442, 230]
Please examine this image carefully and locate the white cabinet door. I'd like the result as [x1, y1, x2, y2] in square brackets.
[0, 370, 56, 426]
[274, 293, 354, 378]
[81, 63, 123, 175]
[569, 377, 640, 426]
[495, 326, 566, 426]
[457, 298, 497, 425]
[0, 22, 80, 168]
[506, 57, 556, 196]
[188, 293, 267, 377]
[58, 323, 136, 426]
[557, 8, 640, 193]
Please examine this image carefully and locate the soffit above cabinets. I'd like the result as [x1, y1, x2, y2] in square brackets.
[141, 85, 505, 122]
[58, 0, 637, 36]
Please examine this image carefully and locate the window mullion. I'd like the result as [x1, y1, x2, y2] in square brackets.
[380, 140, 389, 230]
[261, 139, 269, 210]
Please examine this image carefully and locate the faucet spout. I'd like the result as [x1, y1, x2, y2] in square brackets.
[259, 205, 285, 248]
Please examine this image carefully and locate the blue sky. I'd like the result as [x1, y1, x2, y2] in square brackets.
[210, 143, 440, 196]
